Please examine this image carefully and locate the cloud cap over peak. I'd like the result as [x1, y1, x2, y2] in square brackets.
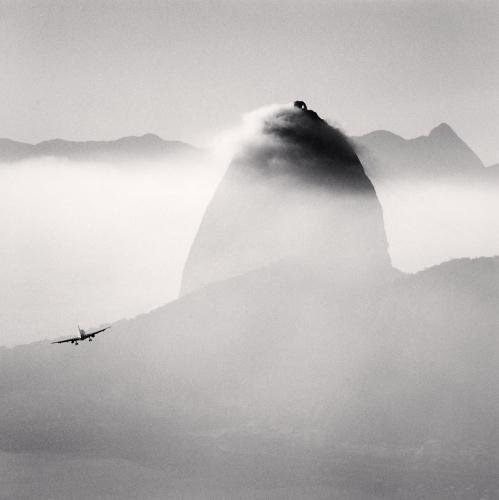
[228, 102, 373, 192]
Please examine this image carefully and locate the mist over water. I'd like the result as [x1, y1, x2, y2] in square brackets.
[0, 157, 224, 346]
[374, 178, 499, 272]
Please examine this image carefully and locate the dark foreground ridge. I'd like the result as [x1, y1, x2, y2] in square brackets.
[1, 256, 498, 499]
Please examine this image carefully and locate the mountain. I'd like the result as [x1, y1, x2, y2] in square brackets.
[181, 104, 393, 296]
[0, 134, 198, 163]
[0, 138, 35, 162]
[354, 123, 486, 182]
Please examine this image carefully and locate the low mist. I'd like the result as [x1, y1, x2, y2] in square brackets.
[371, 177, 499, 272]
[0, 156, 223, 346]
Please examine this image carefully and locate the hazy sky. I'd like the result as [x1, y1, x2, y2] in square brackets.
[1, 0, 498, 164]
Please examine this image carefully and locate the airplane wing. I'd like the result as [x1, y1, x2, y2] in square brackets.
[52, 337, 80, 344]
[51, 326, 111, 344]
[89, 326, 111, 336]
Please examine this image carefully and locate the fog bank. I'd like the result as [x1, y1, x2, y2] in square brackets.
[0, 156, 223, 346]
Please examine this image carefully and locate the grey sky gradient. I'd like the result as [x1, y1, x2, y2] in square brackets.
[1, 0, 498, 164]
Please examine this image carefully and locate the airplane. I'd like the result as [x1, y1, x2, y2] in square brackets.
[52, 325, 110, 345]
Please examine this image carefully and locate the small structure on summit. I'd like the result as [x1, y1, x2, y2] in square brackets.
[294, 100, 307, 110]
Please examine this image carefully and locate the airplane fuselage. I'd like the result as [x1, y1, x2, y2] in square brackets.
[70, 332, 96, 345]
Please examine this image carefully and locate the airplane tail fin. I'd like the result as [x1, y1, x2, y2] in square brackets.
[78, 324, 85, 339]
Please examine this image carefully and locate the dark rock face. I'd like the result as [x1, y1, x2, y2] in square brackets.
[181, 105, 392, 295]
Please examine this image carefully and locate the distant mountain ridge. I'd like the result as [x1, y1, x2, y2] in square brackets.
[0, 134, 198, 163]
[354, 123, 488, 182]
[3, 122, 494, 178]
